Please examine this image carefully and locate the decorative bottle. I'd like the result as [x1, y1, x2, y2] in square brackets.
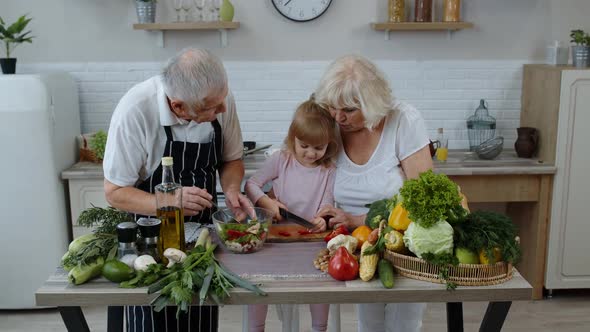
[219, 0, 235, 22]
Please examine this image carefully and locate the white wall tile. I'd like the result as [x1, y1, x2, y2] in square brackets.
[29, 60, 526, 149]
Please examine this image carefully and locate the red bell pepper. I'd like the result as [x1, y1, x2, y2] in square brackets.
[227, 229, 248, 241]
[324, 225, 350, 242]
[328, 247, 359, 281]
[297, 229, 313, 235]
[278, 231, 291, 237]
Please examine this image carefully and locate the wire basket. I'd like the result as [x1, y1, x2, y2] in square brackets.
[467, 99, 496, 151]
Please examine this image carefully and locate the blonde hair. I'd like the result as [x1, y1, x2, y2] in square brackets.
[315, 55, 394, 129]
[284, 98, 339, 168]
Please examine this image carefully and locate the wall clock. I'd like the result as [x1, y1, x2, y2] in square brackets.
[271, 0, 333, 22]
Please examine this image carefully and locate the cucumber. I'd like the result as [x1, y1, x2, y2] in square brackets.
[378, 259, 395, 289]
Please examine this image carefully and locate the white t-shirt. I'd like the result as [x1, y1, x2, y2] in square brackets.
[103, 76, 243, 187]
[334, 101, 430, 216]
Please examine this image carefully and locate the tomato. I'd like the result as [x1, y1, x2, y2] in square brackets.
[278, 231, 291, 237]
[297, 229, 312, 235]
[324, 225, 350, 242]
[227, 229, 248, 240]
[328, 247, 359, 281]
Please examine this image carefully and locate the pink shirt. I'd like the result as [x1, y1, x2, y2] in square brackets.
[245, 150, 336, 221]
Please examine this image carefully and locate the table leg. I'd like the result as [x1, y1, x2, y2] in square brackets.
[446, 302, 464, 332]
[108, 306, 124, 332]
[479, 301, 512, 332]
[58, 306, 90, 332]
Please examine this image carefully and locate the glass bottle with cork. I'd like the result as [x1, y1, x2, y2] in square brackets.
[435, 128, 449, 162]
[155, 156, 185, 258]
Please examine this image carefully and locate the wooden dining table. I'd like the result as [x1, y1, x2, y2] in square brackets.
[36, 242, 532, 332]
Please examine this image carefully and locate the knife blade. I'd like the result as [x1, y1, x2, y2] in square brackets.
[278, 208, 315, 229]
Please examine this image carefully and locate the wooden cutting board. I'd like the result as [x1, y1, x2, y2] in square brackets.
[267, 224, 330, 243]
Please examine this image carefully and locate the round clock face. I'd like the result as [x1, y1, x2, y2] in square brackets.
[271, 0, 333, 22]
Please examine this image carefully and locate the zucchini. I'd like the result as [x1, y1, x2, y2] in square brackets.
[68, 257, 105, 285]
[378, 259, 395, 289]
[68, 233, 97, 253]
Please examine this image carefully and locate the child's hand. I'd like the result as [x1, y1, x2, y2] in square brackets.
[257, 196, 287, 222]
[309, 216, 327, 233]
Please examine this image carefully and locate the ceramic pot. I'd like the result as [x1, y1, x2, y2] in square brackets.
[572, 45, 590, 68]
[515, 127, 538, 158]
[0, 58, 17, 74]
[136, 1, 156, 24]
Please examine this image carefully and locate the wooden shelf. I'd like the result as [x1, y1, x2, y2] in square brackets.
[133, 21, 240, 48]
[371, 22, 474, 40]
[133, 21, 240, 30]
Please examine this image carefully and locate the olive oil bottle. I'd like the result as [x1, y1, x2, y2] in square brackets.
[155, 157, 185, 258]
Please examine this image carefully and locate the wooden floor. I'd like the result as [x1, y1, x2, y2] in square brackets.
[1, 291, 590, 331]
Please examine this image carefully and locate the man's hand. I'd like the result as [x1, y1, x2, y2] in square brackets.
[225, 190, 256, 221]
[182, 187, 213, 216]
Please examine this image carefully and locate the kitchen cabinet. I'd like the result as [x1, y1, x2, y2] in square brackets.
[68, 178, 109, 239]
[521, 65, 590, 290]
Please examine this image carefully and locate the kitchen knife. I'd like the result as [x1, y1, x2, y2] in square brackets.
[278, 208, 315, 229]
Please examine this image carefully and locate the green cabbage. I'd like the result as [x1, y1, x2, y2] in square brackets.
[403, 220, 454, 258]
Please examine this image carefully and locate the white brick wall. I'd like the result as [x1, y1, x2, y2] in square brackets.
[19, 60, 526, 149]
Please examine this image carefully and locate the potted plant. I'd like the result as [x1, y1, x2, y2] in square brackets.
[136, 0, 157, 24]
[570, 29, 590, 68]
[0, 14, 34, 74]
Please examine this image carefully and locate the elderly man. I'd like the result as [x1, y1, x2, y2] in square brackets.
[103, 48, 252, 331]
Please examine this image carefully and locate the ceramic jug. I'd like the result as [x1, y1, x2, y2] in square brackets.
[429, 139, 440, 158]
[219, 0, 234, 22]
[515, 127, 538, 158]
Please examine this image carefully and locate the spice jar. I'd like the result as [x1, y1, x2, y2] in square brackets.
[388, 0, 406, 23]
[137, 217, 162, 262]
[116, 222, 139, 268]
[414, 0, 433, 22]
[443, 0, 461, 22]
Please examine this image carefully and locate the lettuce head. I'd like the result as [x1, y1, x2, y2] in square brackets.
[403, 220, 454, 258]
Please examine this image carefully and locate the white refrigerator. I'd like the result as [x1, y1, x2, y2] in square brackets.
[0, 73, 81, 308]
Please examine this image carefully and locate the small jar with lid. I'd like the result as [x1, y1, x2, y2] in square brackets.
[137, 217, 162, 262]
[414, 0, 433, 22]
[388, 0, 406, 23]
[116, 222, 139, 268]
[443, 0, 461, 22]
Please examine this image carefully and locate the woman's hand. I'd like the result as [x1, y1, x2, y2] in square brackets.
[256, 195, 287, 222]
[225, 190, 256, 221]
[182, 187, 213, 216]
[309, 216, 327, 233]
[317, 205, 364, 230]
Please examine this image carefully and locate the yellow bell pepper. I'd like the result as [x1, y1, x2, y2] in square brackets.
[388, 203, 411, 231]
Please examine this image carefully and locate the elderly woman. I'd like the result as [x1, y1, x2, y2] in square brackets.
[315, 55, 433, 332]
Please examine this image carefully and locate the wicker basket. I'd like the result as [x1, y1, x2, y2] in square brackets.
[384, 250, 513, 286]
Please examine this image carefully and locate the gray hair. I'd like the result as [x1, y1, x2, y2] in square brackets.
[315, 55, 394, 129]
[162, 48, 228, 108]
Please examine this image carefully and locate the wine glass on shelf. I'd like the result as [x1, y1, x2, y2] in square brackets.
[181, 0, 193, 22]
[193, 0, 204, 22]
[207, 0, 218, 21]
[172, 0, 183, 22]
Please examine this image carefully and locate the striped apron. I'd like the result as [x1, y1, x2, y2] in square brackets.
[128, 119, 223, 332]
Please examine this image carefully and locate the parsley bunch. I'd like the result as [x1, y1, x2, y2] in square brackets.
[399, 170, 463, 228]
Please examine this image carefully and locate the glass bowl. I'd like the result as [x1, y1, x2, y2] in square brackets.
[475, 136, 504, 160]
[211, 207, 273, 254]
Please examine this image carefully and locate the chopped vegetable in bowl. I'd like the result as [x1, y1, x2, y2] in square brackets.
[212, 208, 272, 254]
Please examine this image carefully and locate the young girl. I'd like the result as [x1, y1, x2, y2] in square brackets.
[244, 97, 338, 332]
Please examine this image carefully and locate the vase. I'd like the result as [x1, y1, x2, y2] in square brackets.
[219, 0, 234, 22]
[515, 127, 539, 158]
[135, 1, 156, 24]
[0, 58, 17, 74]
[572, 45, 590, 68]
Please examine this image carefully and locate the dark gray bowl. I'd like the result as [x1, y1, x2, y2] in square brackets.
[475, 137, 504, 160]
